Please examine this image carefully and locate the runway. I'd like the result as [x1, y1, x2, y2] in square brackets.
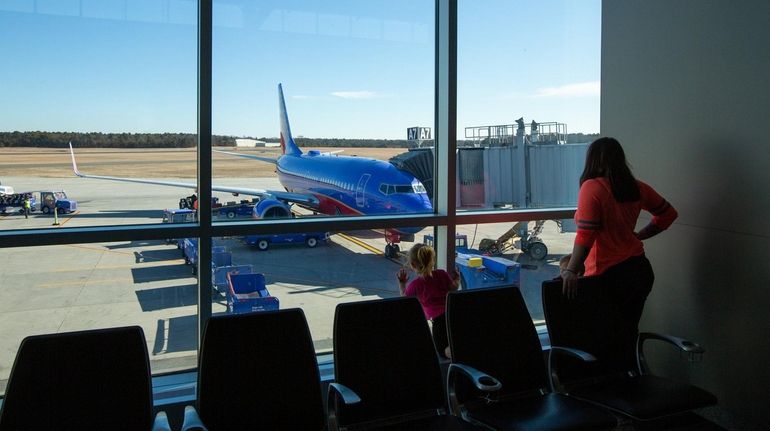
[0, 175, 574, 389]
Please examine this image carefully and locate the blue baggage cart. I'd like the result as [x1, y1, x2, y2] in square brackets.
[211, 251, 232, 269]
[456, 252, 520, 290]
[212, 264, 252, 295]
[226, 273, 279, 314]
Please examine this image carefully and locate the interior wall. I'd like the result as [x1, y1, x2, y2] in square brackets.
[601, 1, 770, 429]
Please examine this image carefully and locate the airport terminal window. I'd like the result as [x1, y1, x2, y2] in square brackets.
[0, 1, 198, 231]
[456, 0, 600, 213]
[211, 0, 436, 225]
[0, 241, 201, 393]
[0, 0, 591, 398]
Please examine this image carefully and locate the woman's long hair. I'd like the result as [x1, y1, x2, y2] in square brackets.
[580, 137, 640, 202]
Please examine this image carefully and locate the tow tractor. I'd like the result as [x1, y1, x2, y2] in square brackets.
[179, 194, 257, 220]
[0, 190, 76, 215]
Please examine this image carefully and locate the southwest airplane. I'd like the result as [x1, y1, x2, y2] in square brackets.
[70, 84, 432, 255]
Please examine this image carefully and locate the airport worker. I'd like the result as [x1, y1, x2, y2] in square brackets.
[397, 243, 460, 359]
[561, 137, 678, 369]
[23, 195, 31, 219]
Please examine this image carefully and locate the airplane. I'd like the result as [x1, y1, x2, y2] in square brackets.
[69, 83, 433, 256]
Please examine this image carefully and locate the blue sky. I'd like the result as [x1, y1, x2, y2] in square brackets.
[0, 0, 600, 139]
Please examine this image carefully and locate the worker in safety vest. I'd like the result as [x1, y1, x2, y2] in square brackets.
[23, 196, 31, 219]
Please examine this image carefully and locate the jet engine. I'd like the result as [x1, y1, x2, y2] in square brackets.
[252, 199, 292, 219]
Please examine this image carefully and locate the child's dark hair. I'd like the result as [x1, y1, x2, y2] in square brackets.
[408, 243, 435, 277]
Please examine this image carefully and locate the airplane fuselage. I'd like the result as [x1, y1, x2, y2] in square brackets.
[276, 151, 432, 233]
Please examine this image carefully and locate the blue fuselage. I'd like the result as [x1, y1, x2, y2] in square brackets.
[276, 152, 432, 233]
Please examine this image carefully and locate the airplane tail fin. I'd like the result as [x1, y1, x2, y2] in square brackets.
[278, 83, 302, 156]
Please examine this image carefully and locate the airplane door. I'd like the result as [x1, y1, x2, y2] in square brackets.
[355, 174, 371, 208]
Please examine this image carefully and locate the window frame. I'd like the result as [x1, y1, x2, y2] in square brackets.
[0, 0, 576, 357]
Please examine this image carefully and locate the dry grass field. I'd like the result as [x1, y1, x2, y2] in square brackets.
[0, 147, 406, 178]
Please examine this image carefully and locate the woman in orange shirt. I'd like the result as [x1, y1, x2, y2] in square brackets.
[561, 137, 678, 367]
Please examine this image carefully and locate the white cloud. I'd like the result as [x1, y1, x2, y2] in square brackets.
[535, 81, 600, 97]
[330, 91, 379, 100]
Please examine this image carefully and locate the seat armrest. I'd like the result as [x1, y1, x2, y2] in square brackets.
[151, 411, 172, 431]
[639, 332, 705, 354]
[327, 382, 361, 431]
[637, 332, 705, 374]
[181, 405, 209, 431]
[447, 362, 502, 416]
[328, 382, 362, 405]
[547, 345, 596, 392]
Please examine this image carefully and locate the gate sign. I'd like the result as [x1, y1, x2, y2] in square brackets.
[407, 127, 431, 141]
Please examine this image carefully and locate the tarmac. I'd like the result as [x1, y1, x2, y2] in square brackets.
[0, 176, 575, 389]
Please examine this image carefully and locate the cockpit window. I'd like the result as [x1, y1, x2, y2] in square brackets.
[379, 183, 427, 195]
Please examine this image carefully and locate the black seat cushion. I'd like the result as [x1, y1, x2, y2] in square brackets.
[447, 286, 550, 398]
[541, 279, 718, 420]
[333, 297, 447, 427]
[569, 374, 718, 421]
[467, 393, 618, 431]
[196, 309, 325, 430]
[0, 326, 154, 431]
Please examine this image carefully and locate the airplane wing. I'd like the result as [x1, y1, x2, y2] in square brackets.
[212, 148, 278, 164]
[69, 143, 318, 208]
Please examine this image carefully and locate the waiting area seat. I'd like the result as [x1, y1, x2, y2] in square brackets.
[182, 308, 326, 430]
[329, 296, 486, 430]
[446, 285, 618, 431]
[541, 278, 718, 423]
[0, 326, 170, 431]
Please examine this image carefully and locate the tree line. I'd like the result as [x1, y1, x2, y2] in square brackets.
[0, 132, 235, 148]
[0, 131, 598, 148]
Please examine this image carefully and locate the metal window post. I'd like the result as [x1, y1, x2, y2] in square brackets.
[435, 0, 457, 270]
[197, 0, 213, 343]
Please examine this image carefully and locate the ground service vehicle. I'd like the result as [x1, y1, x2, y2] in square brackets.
[479, 221, 548, 260]
[0, 192, 35, 214]
[245, 231, 329, 251]
[183, 238, 228, 275]
[163, 208, 196, 224]
[36, 191, 77, 214]
[179, 194, 257, 220]
[423, 234, 520, 290]
[226, 272, 279, 314]
[212, 264, 253, 295]
[162, 209, 196, 246]
[455, 252, 521, 290]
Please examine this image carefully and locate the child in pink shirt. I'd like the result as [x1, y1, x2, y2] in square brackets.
[397, 243, 459, 359]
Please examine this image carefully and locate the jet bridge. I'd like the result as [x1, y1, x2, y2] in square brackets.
[389, 148, 434, 201]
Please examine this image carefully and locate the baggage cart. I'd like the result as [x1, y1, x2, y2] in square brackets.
[226, 273, 279, 314]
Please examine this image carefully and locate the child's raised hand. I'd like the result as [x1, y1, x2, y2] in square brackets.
[451, 267, 461, 282]
[397, 267, 409, 283]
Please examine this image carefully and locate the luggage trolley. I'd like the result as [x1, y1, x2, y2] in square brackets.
[226, 273, 279, 314]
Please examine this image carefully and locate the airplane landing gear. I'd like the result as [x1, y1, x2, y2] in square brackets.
[384, 230, 404, 259]
[385, 243, 400, 258]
